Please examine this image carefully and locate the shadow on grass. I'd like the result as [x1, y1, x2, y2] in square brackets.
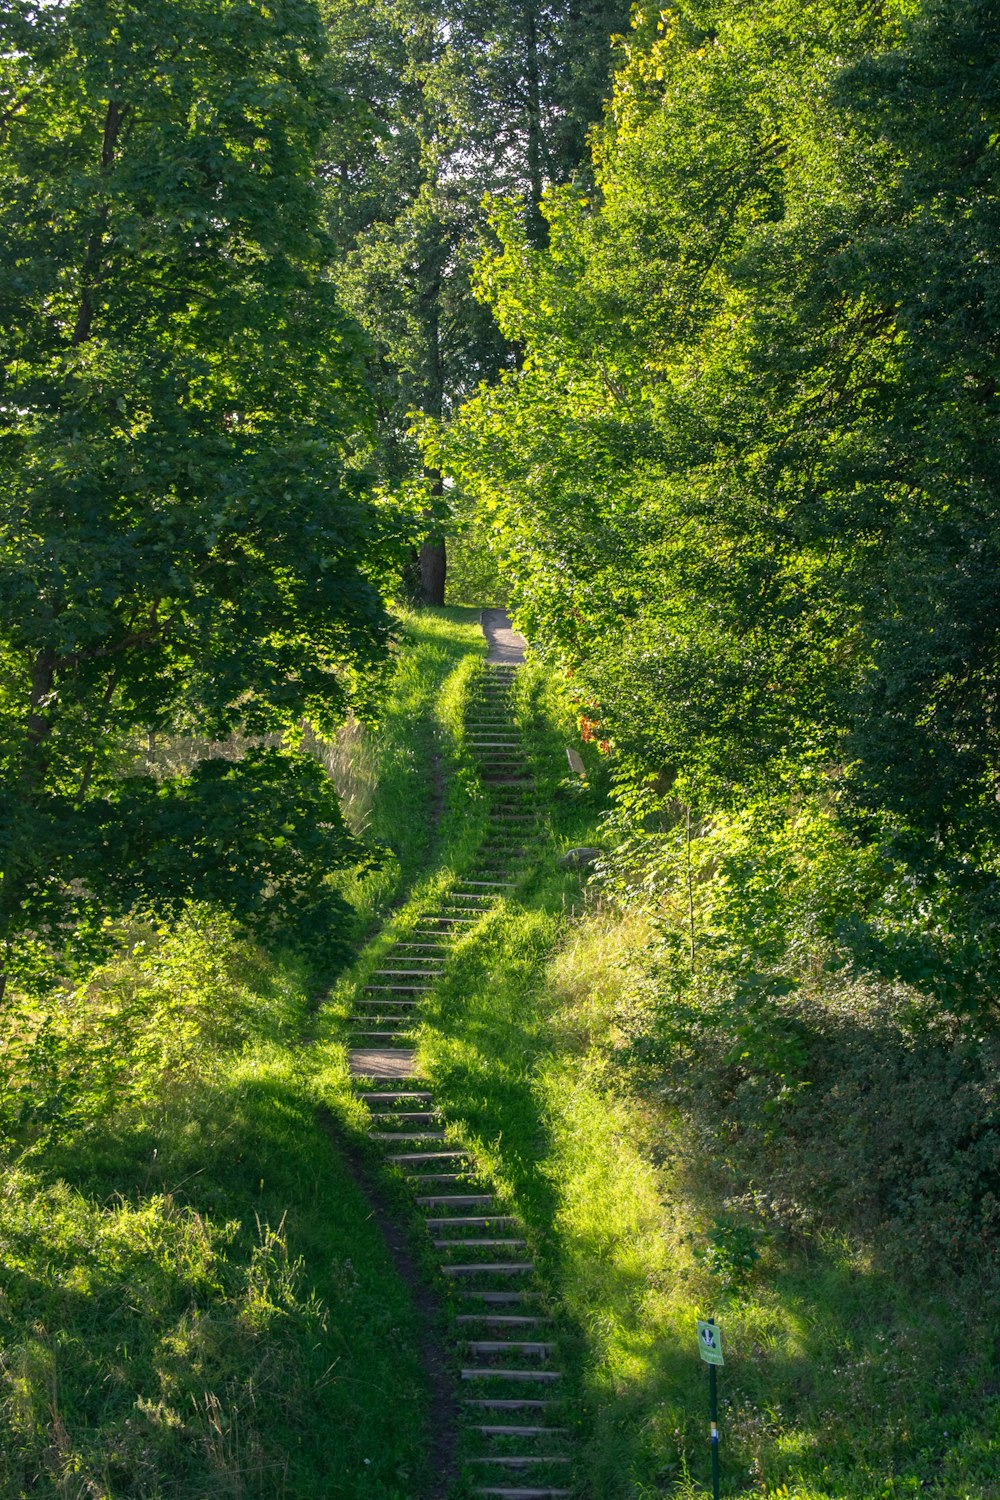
[2, 1066, 434, 1500]
[609, 989, 1000, 1498]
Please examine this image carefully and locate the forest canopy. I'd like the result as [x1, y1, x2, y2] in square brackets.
[0, 0, 394, 992]
[428, 0, 1000, 1010]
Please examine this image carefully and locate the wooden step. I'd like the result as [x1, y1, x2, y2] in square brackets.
[442, 1263, 534, 1276]
[364, 983, 433, 992]
[457, 1316, 545, 1327]
[372, 1132, 447, 1143]
[350, 1032, 416, 1043]
[353, 998, 419, 1007]
[434, 1238, 526, 1250]
[369, 1111, 438, 1123]
[464, 1399, 554, 1410]
[461, 1369, 561, 1382]
[380, 956, 443, 963]
[360, 1092, 432, 1102]
[389, 1151, 468, 1164]
[416, 1195, 495, 1207]
[371, 968, 444, 977]
[412, 1172, 474, 1184]
[465, 1342, 554, 1357]
[472, 1487, 572, 1499]
[470, 1457, 570, 1467]
[348, 1049, 418, 1078]
[473, 1425, 567, 1436]
[424, 1216, 516, 1229]
[455, 1290, 531, 1303]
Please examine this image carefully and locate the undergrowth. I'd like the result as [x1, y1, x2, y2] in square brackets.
[327, 649, 1000, 1499]
[0, 913, 429, 1499]
[0, 607, 486, 1500]
[21, 608, 998, 1499]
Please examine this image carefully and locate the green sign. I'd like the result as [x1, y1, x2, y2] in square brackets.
[697, 1319, 724, 1366]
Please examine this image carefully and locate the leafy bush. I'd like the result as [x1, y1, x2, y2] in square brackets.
[0, 911, 431, 1498]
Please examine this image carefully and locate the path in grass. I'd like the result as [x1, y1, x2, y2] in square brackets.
[346, 613, 575, 1500]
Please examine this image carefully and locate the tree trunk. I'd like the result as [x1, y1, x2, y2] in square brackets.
[419, 537, 446, 605]
[524, 4, 547, 247]
[417, 226, 448, 604]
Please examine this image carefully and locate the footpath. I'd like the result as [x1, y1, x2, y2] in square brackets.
[345, 610, 575, 1500]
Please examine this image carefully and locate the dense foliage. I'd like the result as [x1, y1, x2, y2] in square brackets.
[430, 0, 1000, 1010]
[322, 0, 630, 600]
[0, 0, 393, 991]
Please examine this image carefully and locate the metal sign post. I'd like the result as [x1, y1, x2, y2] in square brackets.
[696, 1318, 723, 1499]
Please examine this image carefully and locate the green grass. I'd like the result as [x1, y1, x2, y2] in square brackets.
[322, 605, 486, 926]
[0, 609, 489, 1500]
[13, 613, 998, 1498]
[0, 914, 434, 1499]
[318, 649, 1000, 1499]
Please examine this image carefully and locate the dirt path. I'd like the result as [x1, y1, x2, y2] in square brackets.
[481, 607, 527, 665]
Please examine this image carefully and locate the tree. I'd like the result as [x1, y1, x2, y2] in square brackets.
[321, 0, 631, 603]
[833, 0, 1000, 850]
[0, 0, 393, 994]
[431, 0, 909, 796]
[431, 0, 1000, 1002]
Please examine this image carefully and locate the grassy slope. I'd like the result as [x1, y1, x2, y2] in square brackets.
[30, 604, 994, 1499]
[0, 606, 484, 1500]
[316, 650, 1000, 1500]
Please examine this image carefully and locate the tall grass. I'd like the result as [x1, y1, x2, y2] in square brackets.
[325, 649, 1000, 1499]
[324, 606, 486, 925]
[0, 610, 490, 1500]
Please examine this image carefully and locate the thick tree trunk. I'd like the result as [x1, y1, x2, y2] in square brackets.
[419, 537, 446, 605]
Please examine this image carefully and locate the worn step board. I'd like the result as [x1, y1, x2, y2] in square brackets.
[353, 998, 419, 1007]
[466, 1342, 555, 1357]
[474, 1426, 567, 1437]
[435, 1238, 526, 1250]
[455, 1290, 532, 1304]
[370, 1112, 439, 1125]
[470, 1457, 571, 1467]
[372, 1132, 448, 1144]
[361, 1094, 432, 1105]
[371, 972, 440, 984]
[464, 1399, 555, 1410]
[425, 1216, 516, 1229]
[472, 1488, 572, 1499]
[350, 1032, 417, 1043]
[364, 983, 434, 991]
[383, 965, 443, 972]
[417, 1194, 495, 1207]
[457, 1315, 546, 1327]
[442, 1262, 534, 1276]
[461, 1369, 562, 1382]
[349, 1023, 417, 1032]
[348, 1049, 418, 1078]
[389, 1150, 468, 1164]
